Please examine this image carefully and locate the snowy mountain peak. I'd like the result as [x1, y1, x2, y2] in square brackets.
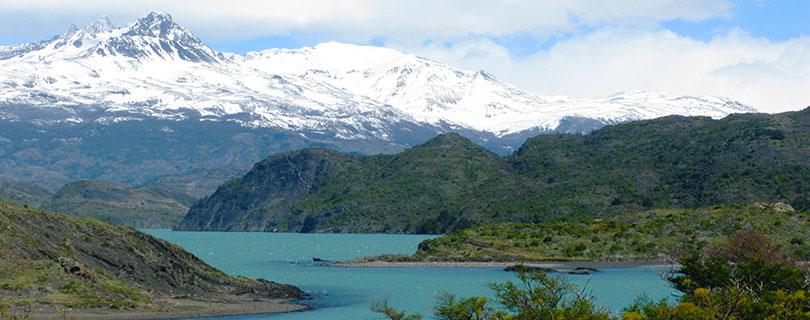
[46, 16, 114, 48]
[0, 11, 220, 64]
[141, 10, 172, 23]
[85, 15, 115, 34]
[122, 11, 200, 45]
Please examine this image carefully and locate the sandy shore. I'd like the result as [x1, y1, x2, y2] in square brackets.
[29, 297, 309, 320]
[329, 260, 680, 270]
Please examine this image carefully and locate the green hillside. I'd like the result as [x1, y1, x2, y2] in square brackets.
[178, 108, 810, 233]
[508, 110, 810, 220]
[0, 201, 302, 317]
[178, 134, 512, 233]
[404, 203, 810, 262]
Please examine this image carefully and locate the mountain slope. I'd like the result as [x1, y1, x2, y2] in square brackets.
[178, 108, 810, 233]
[0, 201, 302, 317]
[0, 180, 197, 228]
[0, 181, 52, 207]
[179, 148, 361, 232]
[143, 165, 251, 198]
[0, 11, 756, 188]
[42, 180, 195, 228]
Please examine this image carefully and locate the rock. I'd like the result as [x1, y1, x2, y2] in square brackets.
[568, 270, 590, 275]
[575, 267, 598, 272]
[504, 264, 554, 273]
[57, 256, 95, 280]
[753, 202, 796, 212]
[773, 202, 796, 212]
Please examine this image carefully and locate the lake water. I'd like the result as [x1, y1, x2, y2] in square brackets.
[143, 229, 679, 319]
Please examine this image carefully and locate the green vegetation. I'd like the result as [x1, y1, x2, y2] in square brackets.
[0, 180, 195, 228]
[179, 108, 810, 233]
[373, 232, 810, 319]
[623, 231, 810, 319]
[405, 204, 810, 261]
[0, 201, 302, 314]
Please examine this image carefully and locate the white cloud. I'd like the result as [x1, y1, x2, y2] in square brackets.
[0, 0, 732, 40]
[393, 28, 810, 113]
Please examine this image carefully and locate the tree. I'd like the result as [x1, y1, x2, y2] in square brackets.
[489, 271, 610, 320]
[371, 298, 423, 320]
[432, 293, 508, 320]
[372, 271, 610, 320]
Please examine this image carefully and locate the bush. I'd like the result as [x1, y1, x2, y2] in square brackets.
[669, 230, 805, 294]
[373, 271, 610, 320]
[629, 231, 810, 319]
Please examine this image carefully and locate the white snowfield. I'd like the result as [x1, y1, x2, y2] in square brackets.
[0, 11, 757, 139]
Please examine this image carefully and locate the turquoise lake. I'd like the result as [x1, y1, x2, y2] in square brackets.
[143, 229, 679, 319]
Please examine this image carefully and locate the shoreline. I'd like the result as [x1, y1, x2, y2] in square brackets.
[329, 260, 680, 270]
[28, 297, 309, 320]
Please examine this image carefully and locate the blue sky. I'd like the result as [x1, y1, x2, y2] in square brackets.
[0, 0, 807, 112]
[203, 1, 810, 58]
[663, 1, 810, 41]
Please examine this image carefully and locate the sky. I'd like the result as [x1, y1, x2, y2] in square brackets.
[0, 0, 807, 113]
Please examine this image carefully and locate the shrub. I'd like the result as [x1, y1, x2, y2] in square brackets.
[373, 271, 610, 320]
[628, 231, 810, 319]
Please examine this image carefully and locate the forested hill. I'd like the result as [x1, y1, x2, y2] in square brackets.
[177, 107, 810, 234]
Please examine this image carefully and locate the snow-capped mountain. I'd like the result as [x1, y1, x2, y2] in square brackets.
[242, 43, 755, 136]
[0, 12, 417, 141]
[0, 11, 758, 188]
[1, 11, 755, 139]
